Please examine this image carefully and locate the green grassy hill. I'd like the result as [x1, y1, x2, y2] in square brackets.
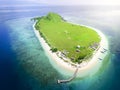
[35, 12, 101, 63]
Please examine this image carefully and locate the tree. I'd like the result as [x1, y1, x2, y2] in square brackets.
[50, 48, 58, 52]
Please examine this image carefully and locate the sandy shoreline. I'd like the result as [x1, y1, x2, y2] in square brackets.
[33, 21, 109, 77]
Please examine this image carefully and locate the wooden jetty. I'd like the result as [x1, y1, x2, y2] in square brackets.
[57, 67, 79, 83]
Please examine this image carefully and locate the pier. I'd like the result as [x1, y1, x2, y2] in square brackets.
[57, 66, 79, 83]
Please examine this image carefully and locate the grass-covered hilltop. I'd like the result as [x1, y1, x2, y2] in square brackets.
[34, 12, 101, 63]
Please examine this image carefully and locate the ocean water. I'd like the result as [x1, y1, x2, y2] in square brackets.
[0, 3, 120, 90]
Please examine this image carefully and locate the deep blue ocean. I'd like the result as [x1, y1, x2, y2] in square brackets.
[0, 2, 120, 90]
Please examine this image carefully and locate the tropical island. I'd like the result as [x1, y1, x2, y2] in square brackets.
[33, 12, 109, 78]
[34, 12, 101, 64]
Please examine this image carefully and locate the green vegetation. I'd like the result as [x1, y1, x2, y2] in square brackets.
[50, 47, 58, 52]
[35, 12, 101, 63]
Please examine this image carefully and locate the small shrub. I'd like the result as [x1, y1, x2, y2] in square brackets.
[50, 48, 58, 52]
[78, 56, 85, 60]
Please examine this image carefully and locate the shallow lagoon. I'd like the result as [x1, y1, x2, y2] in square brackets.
[0, 5, 120, 90]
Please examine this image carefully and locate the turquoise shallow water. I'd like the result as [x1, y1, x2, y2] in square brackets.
[6, 18, 67, 90]
[1, 3, 120, 90]
[5, 17, 113, 90]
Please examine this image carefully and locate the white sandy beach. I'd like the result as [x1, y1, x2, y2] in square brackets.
[33, 21, 109, 77]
